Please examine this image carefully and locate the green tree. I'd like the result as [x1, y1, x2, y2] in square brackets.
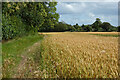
[81, 25, 92, 32]
[109, 26, 117, 32]
[92, 18, 102, 32]
[117, 26, 120, 32]
[73, 23, 82, 31]
[100, 22, 112, 32]
[40, 2, 59, 32]
[2, 2, 60, 39]
[19, 2, 47, 32]
[54, 22, 67, 32]
[2, 2, 27, 40]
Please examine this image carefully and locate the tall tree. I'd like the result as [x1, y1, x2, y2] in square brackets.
[40, 2, 59, 32]
[73, 23, 81, 32]
[2, 2, 60, 39]
[100, 22, 112, 32]
[117, 26, 120, 32]
[19, 2, 47, 32]
[92, 18, 102, 32]
[54, 22, 67, 32]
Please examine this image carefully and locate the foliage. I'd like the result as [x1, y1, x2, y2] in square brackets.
[92, 18, 102, 32]
[54, 18, 117, 32]
[2, 14, 26, 40]
[100, 22, 112, 32]
[39, 2, 59, 32]
[68, 18, 117, 32]
[2, 2, 118, 40]
[2, 2, 59, 40]
[54, 22, 68, 32]
[73, 23, 82, 32]
[117, 26, 120, 32]
[19, 2, 47, 32]
[81, 24, 92, 32]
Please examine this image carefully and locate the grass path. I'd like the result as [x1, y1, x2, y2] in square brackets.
[13, 34, 49, 78]
[0, 42, 2, 79]
[3, 34, 44, 78]
[13, 40, 42, 78]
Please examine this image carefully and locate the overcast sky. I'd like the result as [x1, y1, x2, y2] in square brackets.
[56, 1, 118, 26]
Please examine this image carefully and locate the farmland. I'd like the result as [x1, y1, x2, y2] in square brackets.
[38, 32, 118, 78]
[2, 32, 118, 78]
[2, 2, 119, 79]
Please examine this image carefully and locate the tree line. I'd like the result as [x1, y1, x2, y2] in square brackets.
[54, 18, 120, 32]
[2, 2, 120, 40]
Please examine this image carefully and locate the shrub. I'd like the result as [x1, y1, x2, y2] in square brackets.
[2, 14, 26, 40]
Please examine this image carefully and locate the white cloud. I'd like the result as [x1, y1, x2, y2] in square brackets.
[65, 4, 75, 12]
[56, 2, 118, 26]
[56, 2, 88, 14]
[66, 4, 73, 9]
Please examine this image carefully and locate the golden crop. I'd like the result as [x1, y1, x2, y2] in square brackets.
[40, 32, 118, 78]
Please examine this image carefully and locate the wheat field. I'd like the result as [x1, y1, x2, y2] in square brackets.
[39, 32, 118, 78]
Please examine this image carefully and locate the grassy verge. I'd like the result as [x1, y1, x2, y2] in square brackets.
[2, 34, 44, 78]
[89, 34, 119, 37]
[0, 42, 2, 79]
[8, 34, 55, 78]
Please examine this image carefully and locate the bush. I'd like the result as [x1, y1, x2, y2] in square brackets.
[2, 14, 26, 40]
[54, 22, 68, 32]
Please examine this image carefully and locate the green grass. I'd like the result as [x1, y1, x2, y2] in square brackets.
[2, 34, 44, 78]
[89, 34, 119, 37]
[0, 42, 1, 79]
[0, 42, 2, 63]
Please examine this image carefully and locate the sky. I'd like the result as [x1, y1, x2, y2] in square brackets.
[56, 1, 119, 26]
